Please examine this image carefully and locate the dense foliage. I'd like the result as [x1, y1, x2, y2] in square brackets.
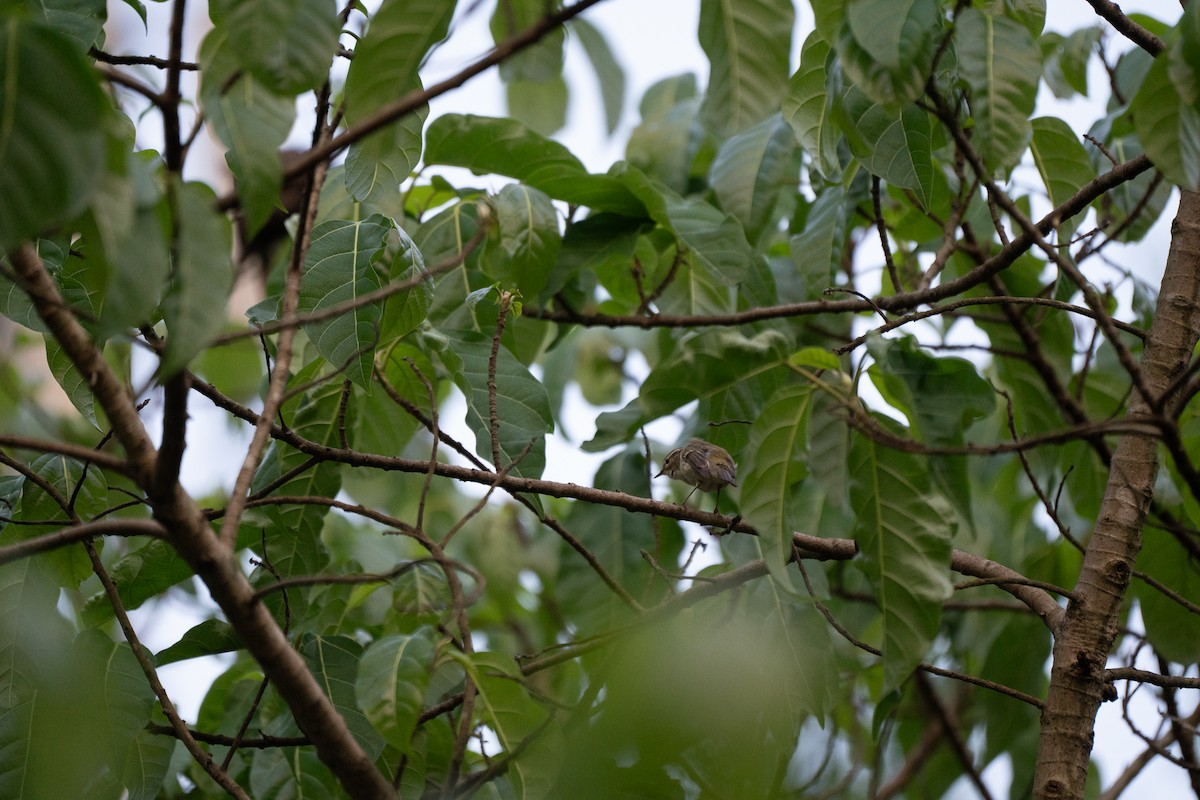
[0, 0, 1198, 798]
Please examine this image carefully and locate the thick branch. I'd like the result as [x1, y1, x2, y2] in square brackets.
[1034, 191, 1200, 799]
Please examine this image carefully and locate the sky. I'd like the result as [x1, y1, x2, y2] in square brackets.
[100, 0, 1192, 795]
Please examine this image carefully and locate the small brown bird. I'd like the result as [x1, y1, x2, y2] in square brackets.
[656, 439, 738, 510]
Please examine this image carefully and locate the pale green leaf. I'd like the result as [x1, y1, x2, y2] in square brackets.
[956, 8, 1040, 173]
[783, 32, 842, 180]
[710, 114, 796, 240]
[160, 182, 234, 378]
[482, 184, 562, 301]
[569, 17, 626, 134]
[698, 0, 793, 136]
[356, 630, 435, 752]
[298, 215, 393, 387]
[837, 0, 940, 106]
[0, 19, 109, 250]
[740, 385, 815, 591]
[850, 424, 953, 692]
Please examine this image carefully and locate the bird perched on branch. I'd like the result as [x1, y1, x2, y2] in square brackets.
[656, 439, 738, 511]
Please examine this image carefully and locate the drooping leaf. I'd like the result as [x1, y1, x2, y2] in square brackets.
[569, 17, 626, 134]
[356, 630, 436, 752]
[710, 114, 797, 240]
[441, 329, 554, 479]
[1029, 116, 1096, 242]
[956, 8, 1040, 173]
[850, 421, 954, 692]
[297, 634, 384, 759]
[0, 19, 110, 251]
[783, 32, 842, 180]
[298, 215, 393, 388]
[482, 184, 562, 301]
[740, 384, 815, 591]
[698, 0, 793, 137]
[424, 114, 646, 216]
[836, 86, 934, 207]
[222, 0, 340, 95]
[160, 181, 234, 378]
[836, 0, 941, 107]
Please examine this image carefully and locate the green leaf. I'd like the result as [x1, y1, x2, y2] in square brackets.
[836, 87, 934, 207]
[1129, 39, 1200, 190]
[198, 27, 295, 238]
[740, 385, 815, 591]
[298, 215, 393, 388]
[850, 423, 953, 692]
[1040, 27, 1100, 99]
[783, 32, 842, 180]
[424, 114, 646, 216]
[1029, 116, 1096, 242]
[73, 629, 155, 769]
[482, 184, 562, 301]
[1136, 523, 1200, 664]
[250, 370, 344, 578]
[119, 725, 176, 800]
[710, 114, 796, 240]
[82, 539, 194, 627]
[613, 163, 752, 286]
[356, 629, 435, 752]
[626, 74, 706, 192]
[155, 620, 242, 666]
[587, 330, 791, 451]
[93, 151, 171, 338]
[569, 18, 626, 134]
[836, 0, 940, 106]
[698, 0, 793, 137]
[222, 0, 340, 95]
[505, 76, 568, 137]
[298, 634, 384, 759]
[956, 8, 1040, 173]
[789, 184, 847, 299]
[11, 455, 107, 588]
[45, 338, 97, 427]
[343, 0, 455, 205]
[0, 19, 110, 250]
[491, 0, 564, 83]
[379, 226, 433, 342]
[160, 181, 234, 378]
[441, 329, 554, 478]
[866, 335, 995, 446]
[33, 0, 107, 50]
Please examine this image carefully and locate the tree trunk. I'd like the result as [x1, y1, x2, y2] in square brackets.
[1034, 189, 1200, 798]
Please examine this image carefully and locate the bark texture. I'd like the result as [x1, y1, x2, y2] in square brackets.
[1034, 190, 1200, 798]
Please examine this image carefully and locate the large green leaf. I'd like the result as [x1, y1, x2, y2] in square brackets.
[356, 629, 435, 752]
[836, 87, 934, 208]
[1128, 36, 1200, 191]
[0, 19, 110, 250]
[482, 184, 562, 301]
[298, 635, 384, 759]
[569, 18, 625, 134]
[850, 422, 953, 692]
[740, 384, 815, 590]
[788, 184, 848, 299]
[1029, 116, 1096, 242]
[613, 163, 752, 286]
[250, 365, 347, 578]
[697, 0, 793, 137]
[11, 455, 108, 588]
[956, 8, 1040, 173]
[587, 330, 791, 451]
[783, 32, 842, 180]
[198, 27, 295, 238]
[424, 114, 646, 216]
[710, 114, 796, 240]
[836, 0, 940, 106]
[343, 0, 455, 205]
[160, 182, 234, 378]
[222, 0, 339, 95]
[82, 539, 194, 627]
[298, 215, 393, 388]
[442, 329, 554, 479]
[31, 0, 107, 49]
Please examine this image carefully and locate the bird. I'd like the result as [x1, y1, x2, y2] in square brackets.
[655, 439, 738, 511]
